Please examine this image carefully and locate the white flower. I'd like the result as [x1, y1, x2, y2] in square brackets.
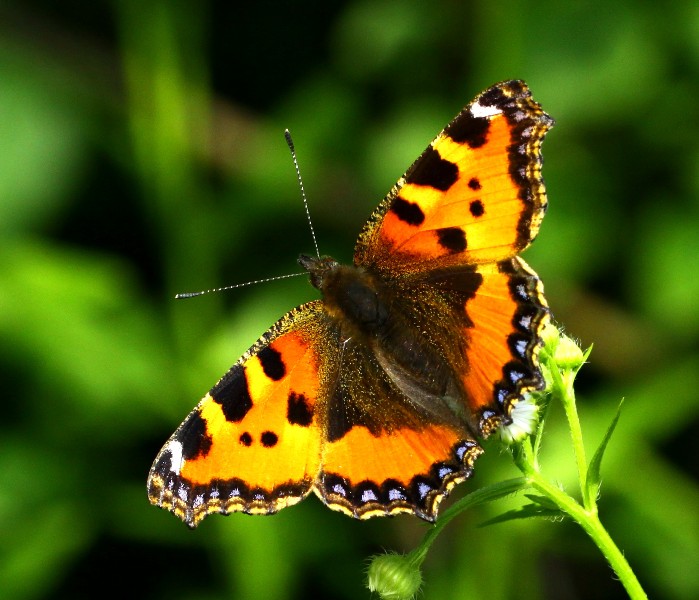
[499, 394, 539, 444]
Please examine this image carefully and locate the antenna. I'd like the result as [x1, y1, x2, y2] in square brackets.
[285, 129, 320, 258]
[175, 272, 305, 299]
[176, 130, 317, 300]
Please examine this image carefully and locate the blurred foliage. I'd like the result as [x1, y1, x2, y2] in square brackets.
[1, 0, 698, 599]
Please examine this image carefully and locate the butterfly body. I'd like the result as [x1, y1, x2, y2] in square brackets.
[299, 252, 474, 433]
[148, 80, 553, 527]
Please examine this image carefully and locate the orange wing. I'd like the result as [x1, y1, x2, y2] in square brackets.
[319, 421, 482, 521]
[148, 298, 485, 525]
[353, 80, 553, 436]
[148, 303, 329, 528]
[458, 258, 548, 434]
[314, 327, 483, 521]
[355, 80, 553, 274]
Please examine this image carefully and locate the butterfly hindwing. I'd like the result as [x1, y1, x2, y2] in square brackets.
[315, 335, 483, 521]
[319, 420, 482, 521]
[442, 258, 548, 435]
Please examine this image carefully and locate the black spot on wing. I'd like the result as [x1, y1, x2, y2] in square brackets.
[468, 177, 481, 190]
[469, 200, 484, 217]
[445, 113, 490, 148]
[179, 411, 213, 460]
[287, 392, 313, 426]
[151, 452, 172, 479]
[211, 364, 253, 422]
[478, 84, 508, 107]
[436, 227, 467, 253]
[391, 196, 425, 226]
[258, 346, 286, 381]
[406, 146, 458, 191]
[261, 431, 279, 447]
[239, 432, 252, 446]
[424, 265, 483, 299]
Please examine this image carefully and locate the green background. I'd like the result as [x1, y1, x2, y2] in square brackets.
[1, 1, 698, 598]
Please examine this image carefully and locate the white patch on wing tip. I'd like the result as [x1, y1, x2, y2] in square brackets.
[470, 101, 502, 119]
[167, 440, 185, 475]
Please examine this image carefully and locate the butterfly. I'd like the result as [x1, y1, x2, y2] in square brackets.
[148, 80, 554, 528]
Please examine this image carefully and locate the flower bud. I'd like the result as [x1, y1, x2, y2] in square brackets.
[554, 332, 585, 372]
[366, 552, 423, 600]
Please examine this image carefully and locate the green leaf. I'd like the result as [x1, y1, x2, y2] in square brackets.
[585, 399, 624, 505]
[523, 493, 560, 511]
[479, 504, 565, 527]
[438, 478, 531, 522]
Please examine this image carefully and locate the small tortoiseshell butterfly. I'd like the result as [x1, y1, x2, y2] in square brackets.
[148, 80, 554, 527]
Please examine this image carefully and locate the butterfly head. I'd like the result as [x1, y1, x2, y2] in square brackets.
[298, 254, 340, 290]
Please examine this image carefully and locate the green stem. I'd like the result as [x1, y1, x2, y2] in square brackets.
[544, 348, 590, 507]
[524, 468, 647, 600]
[528, 338, 646, 599]
[411, 477, 530, 565]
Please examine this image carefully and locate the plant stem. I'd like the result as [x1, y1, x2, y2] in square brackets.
[543, 347, 590, 507]
[529, 338, 647, 599]
[524, 467, 648, 600]
[413, 477, 529, 564]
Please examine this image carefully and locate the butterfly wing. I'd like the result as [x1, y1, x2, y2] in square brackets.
[434, 258, 549, 435]
[315, 334, 483, 521]
[148, 298, 482, 524]
[148, 302, 330, 528]
[353, 80, 553, 437]
[355, 80, 553, 272]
